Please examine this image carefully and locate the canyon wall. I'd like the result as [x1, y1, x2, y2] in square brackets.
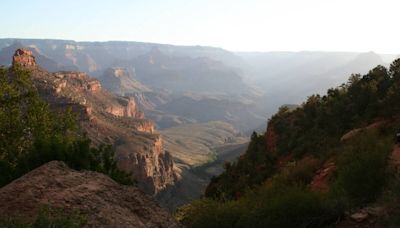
[12, 49, 177, 195]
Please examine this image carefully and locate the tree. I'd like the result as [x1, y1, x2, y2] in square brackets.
[0, 66, 133, 186]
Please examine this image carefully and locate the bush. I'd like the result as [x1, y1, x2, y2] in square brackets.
[182, 159, 342, 228]
[9, 137, 135, 186]
[182, 185, 341, 228]
[204, 132, 275, 201]
[238, 186, 335, 228]
[332, 131, 391, 207]
[178, 199, 241, 228]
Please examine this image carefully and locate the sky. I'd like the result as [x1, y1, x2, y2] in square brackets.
[1, 0, 400, 53]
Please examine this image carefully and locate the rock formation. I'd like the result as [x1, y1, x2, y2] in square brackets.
[309, 161, 336, 192]
[12, 48, 36, 67]
[10, 49, 177, 195]
[105, 97, 144, 119]
[340, 120, 387, 142]
[0, 161, 181, 228]
[117, 137, 175, 193]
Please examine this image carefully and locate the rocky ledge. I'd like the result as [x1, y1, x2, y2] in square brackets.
[0, 161, 181, 228]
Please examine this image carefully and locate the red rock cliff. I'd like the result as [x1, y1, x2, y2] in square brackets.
[117, 136, 176, 194]
[11, 49, 177, 195]
[106, 97, 144, 119]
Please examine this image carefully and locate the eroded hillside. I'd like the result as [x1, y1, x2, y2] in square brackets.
[11, 48, 177, 195]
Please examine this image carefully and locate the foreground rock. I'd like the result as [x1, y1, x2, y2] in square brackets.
[0, 161, 181, 228]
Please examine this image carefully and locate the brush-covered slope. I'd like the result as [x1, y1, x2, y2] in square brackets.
[180, 59, 400, 227]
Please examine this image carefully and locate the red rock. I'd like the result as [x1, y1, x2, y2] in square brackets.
[9, 49, 177, 195]
[87, 79, 101, 92]
[350, 211, 369, 222]
[340, 120, 387, 142]
[12, 48, 36, 67]
[0, 161, 181, 227]
[310, 161, 336, 192]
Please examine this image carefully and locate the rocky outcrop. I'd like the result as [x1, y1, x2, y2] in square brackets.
[340, 120, 387, 142]
[309, 161, 336, 192]
[11, 49, 177, 195]
[12, 48, 36, 67]
[0, 161, 181, 228]
[106, 97, 144, 119]
[87, 79, 101, 92]
[117, 137, 175, 194]
[132, 119, 154, 133]
[125, 97, 145, 118]
[53, 71, 102, 94]
[52, 71, 144, 119]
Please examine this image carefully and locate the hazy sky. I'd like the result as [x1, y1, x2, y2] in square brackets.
[2, 0, 400, 53]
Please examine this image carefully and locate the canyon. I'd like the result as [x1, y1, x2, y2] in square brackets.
[1, 39, 397, 210]
[11, 48, 177, 195]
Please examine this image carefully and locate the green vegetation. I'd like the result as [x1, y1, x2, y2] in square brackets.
[182, 129, 392, 228]
[269, 61, 400, 159]
[180, 156, 341, 228]
[205, 132, 275, 201]
[0, 207, 86, 228]
[0, 65, 133, 187]
[332, 132, 392, 207]
[180, 59, 400, 227]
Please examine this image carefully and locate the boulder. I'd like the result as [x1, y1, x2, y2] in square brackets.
[0, 161, 181, 228]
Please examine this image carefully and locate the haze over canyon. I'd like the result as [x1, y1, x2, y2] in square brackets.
[1, 35, 400, 227]
[0, 38, 397, 207]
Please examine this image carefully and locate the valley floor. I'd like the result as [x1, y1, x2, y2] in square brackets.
[157, 142, 248, 210]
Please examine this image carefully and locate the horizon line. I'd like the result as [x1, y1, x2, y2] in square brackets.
[1, 37, 399, 55]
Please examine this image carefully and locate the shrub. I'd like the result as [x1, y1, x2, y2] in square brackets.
[178, 199, 241, 228]
[182, 158, 341, 228]
[238, 186, 333, 228]
[332, 131, 391, 207]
